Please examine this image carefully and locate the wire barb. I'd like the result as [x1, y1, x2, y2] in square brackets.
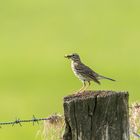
[32, 115, 39, 125]
[12, 118, 22, 127]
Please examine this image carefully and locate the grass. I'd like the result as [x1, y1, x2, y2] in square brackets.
[0, 0, 140, 139]
[36, 114, 64, 140]
[130, 103, 140, 140]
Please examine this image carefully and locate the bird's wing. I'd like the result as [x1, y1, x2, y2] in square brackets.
[75, 63, 101, 84]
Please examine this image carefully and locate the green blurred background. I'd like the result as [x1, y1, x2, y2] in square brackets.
[0, 0, 140, 139]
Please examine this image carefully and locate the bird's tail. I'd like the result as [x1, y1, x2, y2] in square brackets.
[99, 75, 116, 81]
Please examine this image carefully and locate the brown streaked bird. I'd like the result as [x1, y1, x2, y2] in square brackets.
[65, 53, 115, 92]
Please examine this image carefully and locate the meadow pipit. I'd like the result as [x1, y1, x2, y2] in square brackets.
[65, 53, 115, 92]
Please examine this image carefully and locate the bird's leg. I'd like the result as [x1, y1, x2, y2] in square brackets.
[77, 81, 86, 93]
[83, 81, 91, 91]
[87, 81, 91, 89]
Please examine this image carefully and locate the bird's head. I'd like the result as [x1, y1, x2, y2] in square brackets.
[65, 53, 81, 62]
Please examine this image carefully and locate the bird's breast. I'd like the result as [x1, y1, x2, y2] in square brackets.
[71, 62, 78, 75]
[71, 62, 89, 81]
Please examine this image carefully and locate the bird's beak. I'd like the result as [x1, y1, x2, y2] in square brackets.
[64, 54, 71, 59]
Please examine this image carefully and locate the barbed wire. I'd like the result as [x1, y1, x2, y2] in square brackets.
[0, 114, 63, 128]
[131, 130, 140, 138]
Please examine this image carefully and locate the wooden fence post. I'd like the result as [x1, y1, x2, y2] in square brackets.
[63, 90, 129, 140]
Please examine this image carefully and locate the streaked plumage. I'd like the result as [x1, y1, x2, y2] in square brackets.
[65, 53, 115, 92]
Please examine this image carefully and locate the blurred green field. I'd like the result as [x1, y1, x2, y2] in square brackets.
[0, 0, 140, 139]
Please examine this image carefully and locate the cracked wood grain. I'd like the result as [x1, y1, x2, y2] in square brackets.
[63, 90, 129, 140]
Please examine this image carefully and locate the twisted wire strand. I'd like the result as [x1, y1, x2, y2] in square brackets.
[0, 114, 63, 127]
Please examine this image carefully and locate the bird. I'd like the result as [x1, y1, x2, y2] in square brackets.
[65, 53, 115, 93]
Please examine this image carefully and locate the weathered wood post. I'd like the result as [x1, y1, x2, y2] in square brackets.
[63, 90, 129, 140]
